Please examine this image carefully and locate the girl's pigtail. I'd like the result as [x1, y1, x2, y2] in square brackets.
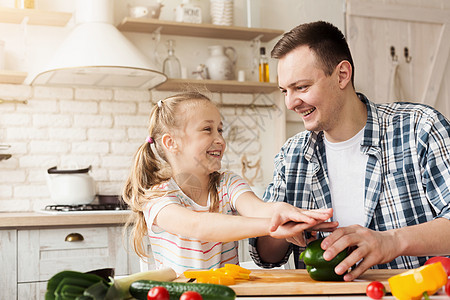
[208, 171, 222, 212]
[122, 105, 169, 261]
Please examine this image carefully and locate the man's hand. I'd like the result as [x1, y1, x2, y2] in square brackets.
[321, 225, 399, 281]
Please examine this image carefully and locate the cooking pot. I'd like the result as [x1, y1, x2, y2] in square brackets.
[46, 166, 96, 205]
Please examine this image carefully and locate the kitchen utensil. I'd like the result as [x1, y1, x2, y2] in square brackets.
[177, 269, 405, 296]
[205, 45, 237, 80]
[0, 154, 11, 161]
[46, 166, 96, 205]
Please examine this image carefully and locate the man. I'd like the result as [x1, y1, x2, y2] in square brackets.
[249, 21, 450, 281]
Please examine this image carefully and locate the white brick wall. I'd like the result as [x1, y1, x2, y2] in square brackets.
[0, 83, 280, 212]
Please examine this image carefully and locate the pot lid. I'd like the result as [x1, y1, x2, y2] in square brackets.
[48, 165, 92, 174]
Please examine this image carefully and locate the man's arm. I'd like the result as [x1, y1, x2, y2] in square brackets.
[256, 236, 292, 264]
[321, 218, 450, 281]
[256, 220, 339, 264]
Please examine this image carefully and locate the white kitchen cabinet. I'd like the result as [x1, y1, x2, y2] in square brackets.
[16, 225, 128, 299]
[17, 282, 47, 300]
[0, 229, 17, 299]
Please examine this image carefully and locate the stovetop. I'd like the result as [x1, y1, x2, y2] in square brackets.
[40, 203, 130, 215]
[45, 203, 127, 212]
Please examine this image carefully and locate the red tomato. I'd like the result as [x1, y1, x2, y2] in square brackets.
[445, 280, 450, 297]
[180, 291, 203, 300]
[147, 286, 170, 300]
[366, 281, 385, 300]
[425, 256, 450, 277]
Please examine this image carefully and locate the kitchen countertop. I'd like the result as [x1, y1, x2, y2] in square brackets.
[0, 210, 131, 229]
[2, 213, 449, 300]
[235, 294, 450, 299]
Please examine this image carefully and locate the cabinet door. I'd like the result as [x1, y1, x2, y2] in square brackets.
[346, 0, 450, 118]
[17, 226, 128, 283]
[0, 229, 17, 299]
[17, 282, 47, 300]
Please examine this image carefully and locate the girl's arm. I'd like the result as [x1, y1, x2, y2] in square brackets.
[235, 191, 335, 232]
[154, 203, 272, 242]
[153, 192, 335, 243]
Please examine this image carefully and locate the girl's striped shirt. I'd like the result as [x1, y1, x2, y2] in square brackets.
[144, 171, 253, 275]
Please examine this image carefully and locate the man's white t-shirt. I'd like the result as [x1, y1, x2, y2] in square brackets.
[324, 127, 368, 227]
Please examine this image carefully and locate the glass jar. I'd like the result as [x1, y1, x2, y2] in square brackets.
[15, 0, 35, 9]
[162, 40, 181, 78]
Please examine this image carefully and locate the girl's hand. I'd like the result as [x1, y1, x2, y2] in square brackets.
[273, 221, 339, 245]
[269, 221, 313, 242]
[269, 204, 333, 232]
[268, 205, 336, 242]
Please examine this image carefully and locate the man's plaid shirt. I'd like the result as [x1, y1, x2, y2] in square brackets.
[249, 93, 450, 270]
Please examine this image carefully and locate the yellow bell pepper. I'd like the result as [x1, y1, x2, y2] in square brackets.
[183, 264, 251, 285]
[219, 264, 251, 279]
[388, 262, 448, 300]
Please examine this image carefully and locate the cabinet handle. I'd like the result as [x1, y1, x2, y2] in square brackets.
[65, 233, 84, 242]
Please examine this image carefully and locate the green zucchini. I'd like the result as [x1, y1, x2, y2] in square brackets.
[45, 270, 105, 300]
[130, 280, 236, 300]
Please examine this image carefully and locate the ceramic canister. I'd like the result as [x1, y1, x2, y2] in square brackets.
[205, 45, 237, 80]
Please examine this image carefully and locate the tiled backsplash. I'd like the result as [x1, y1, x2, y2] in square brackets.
[0, 84, 282, 211]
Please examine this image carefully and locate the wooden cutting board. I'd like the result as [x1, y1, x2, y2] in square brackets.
[177, 269, 405, 296]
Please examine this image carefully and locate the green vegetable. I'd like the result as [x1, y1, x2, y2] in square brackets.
[83, 280, 110, 300]
[129, 280, 236, 300]
[45, 270, 105, 300]
[104, 267, 176, 299]
[299, 237, 348, 281]
[45, 268, 177, 300]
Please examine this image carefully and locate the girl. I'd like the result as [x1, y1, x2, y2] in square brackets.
[123, 92, 334, 275]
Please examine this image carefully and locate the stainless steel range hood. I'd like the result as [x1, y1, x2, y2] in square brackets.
[28, 0, 167, 90]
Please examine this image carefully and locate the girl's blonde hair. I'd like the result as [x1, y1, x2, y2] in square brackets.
[122, 91, 222, 261]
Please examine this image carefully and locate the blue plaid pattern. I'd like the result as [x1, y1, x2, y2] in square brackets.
[250, 93, 450, 270]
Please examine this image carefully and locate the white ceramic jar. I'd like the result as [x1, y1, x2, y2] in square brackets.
[205, 45, 237, 80]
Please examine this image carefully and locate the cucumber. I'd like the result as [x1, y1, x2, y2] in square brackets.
[130, 280, 236, 300]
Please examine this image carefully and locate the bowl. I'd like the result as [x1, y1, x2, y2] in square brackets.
[128, 4, 162, 19]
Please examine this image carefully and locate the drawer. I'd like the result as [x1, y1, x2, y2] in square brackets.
[38, 227, 109, 249]
[18, 225, 128, 282]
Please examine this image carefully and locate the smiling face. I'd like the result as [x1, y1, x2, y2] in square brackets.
[278, 45, 345, 135]
[172, 100, 225, 178]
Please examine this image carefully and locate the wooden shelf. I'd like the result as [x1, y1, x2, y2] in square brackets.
[0, 7, 71, 26]
[117, 18, 284, 42]
[0, 70, 27, 84]
[156, 78, 278, 94]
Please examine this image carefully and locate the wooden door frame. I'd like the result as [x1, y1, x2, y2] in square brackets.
[346, 0, 450, 106]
